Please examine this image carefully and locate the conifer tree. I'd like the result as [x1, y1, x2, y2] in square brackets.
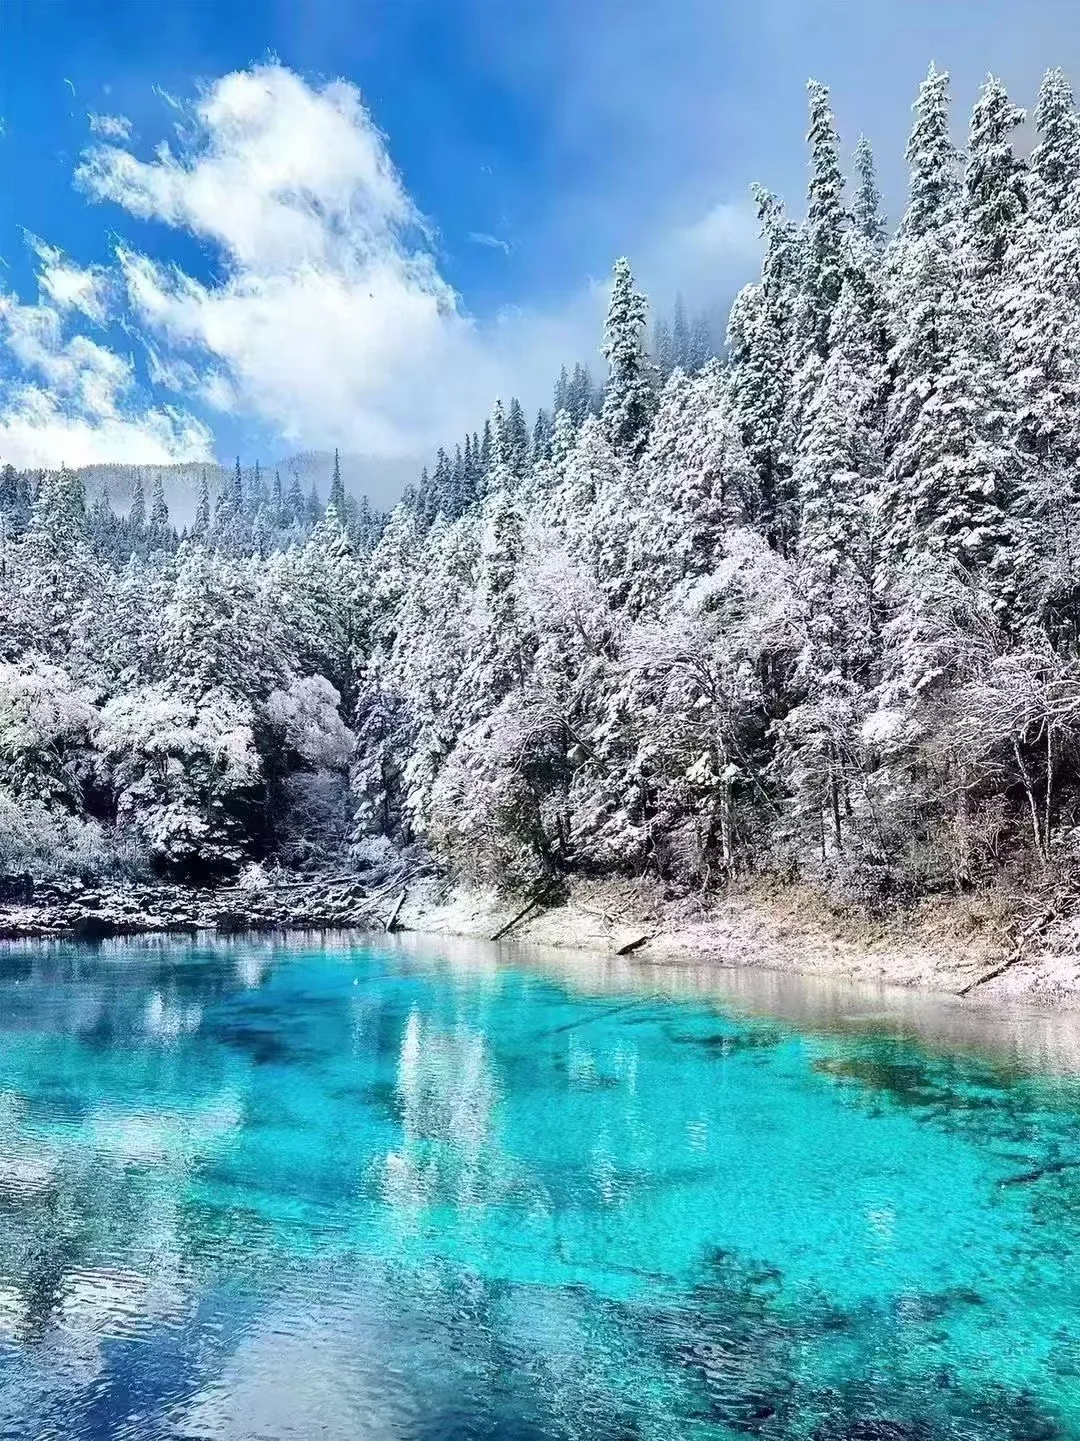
[798, 80, 847, 360]
[1029, 67, 1080, 222]
[653, 317, 673, 377]
[129, 473, 146, 531]
[600, 257, 655, 456]
[531, 407, 552, 463]
[250, 459, 268, 515]
[506, 397, 530, 476]
[852, 136, 886, 248]
[286, 472, 306, 526]
[193, 474, 211, 538]
[900, 63, 960, 240]
[553, 365, 570, 415]
[568, 364, 595, 426]
[150, 475, 170, 532]
[328, 448, 348, 520]
[727, 188, 800, 552]
[306, 481, 322, 526]
[688, 313, 713, 372]
[671, 295, 690, 371]
[963, 75, 1027, 275]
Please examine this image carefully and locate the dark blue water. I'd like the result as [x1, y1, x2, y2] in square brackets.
[0, 931, 1077, 1439]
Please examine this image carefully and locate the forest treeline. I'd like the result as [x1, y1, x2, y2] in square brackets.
[2, 62, 1080, 907]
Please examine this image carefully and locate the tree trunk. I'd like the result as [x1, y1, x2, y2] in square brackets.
[1013, 738, 1047, 866]
[1044, 726, 1055, 860]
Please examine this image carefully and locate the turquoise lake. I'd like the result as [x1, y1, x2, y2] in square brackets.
[0, 933, 1079, 1439]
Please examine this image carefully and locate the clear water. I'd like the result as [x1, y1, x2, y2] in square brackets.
[0, 933, 1078, 1439]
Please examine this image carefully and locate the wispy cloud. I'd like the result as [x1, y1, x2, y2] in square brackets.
[27, 236, 111, 324]
[468, 231, 512, 254]
[87, 112, 133, 141]
[0, 277, 211, 469]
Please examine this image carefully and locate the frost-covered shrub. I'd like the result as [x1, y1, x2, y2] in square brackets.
[426, 708, 562, 891]
[96, 684, 263, 878]
[0, 794, 149, 882]
[265, 674, 354, 769]
[275, 770, 353, 867]
[0, 654, 98, 809]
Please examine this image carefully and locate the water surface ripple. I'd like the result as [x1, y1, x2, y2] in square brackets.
[0, 931, 1077, 1439]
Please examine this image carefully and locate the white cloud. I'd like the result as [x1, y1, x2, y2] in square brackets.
[643, 201, 761, 310]
[27, 236, 110, 324]
[0, 278, 212, 469]
[79, 66, 414, 272]
[76, 64, 512, 457]
[87, 112, 133, 141]
[74, 64, 758, 461]
[0, 62, 761, 476]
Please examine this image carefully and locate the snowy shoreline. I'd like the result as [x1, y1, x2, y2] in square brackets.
[5, 871, 1080, 1011]
[397, 877, 1080, 1009]
[0, 875, 394, 942]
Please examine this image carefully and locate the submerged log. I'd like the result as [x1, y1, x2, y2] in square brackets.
[999, 1158, 1080, 1187]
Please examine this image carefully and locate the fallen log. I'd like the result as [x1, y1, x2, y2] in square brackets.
[542, 996, 654, 1038]
[614, 933, 653, 956]
[384, 891, 407, 933]
[957, 908, 1055, 997]
[490, 885, 553, 942]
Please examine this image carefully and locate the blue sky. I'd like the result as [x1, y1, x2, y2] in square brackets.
[2, 0, 1080, 495]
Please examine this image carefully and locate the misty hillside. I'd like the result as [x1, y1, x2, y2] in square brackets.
[69, 452, 413, 523]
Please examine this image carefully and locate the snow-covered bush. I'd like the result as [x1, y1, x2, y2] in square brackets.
[96, 685, 263, 878]
[0, 794, 149, 882]
[265, 675, 354, 769]
[0, 654, 99, 809]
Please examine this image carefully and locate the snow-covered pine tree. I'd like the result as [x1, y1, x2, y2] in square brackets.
[688, 312, 713, 372]
[884, 63, 964, 565]
[567, 364, 595, 427]
[129, 473, 146, 532]
[149, 475, 170, 534]
[506, 398, 530, 477]
[671, 295, 690, 372]
[1029, 67, 1080, 223]
[328, 448, 347, 520]
[798, 80, 847, 363]
[852, 135, 886, 249]
[899, 62, 961, 241]
[193, 474, 211, 539]
[963, 75, 1027, 276]
[231, 456, 244, 515]
[653, 316, 674, 378]
[600, 257, 655, 456]
[727, 187, 800, 553]
[283, 472, 304, 527]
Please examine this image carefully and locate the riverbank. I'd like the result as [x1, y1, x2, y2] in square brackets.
[398, 874, 1080, 1007]
[0, 873, 405, 940]
[5, 867, 1080, 1007]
